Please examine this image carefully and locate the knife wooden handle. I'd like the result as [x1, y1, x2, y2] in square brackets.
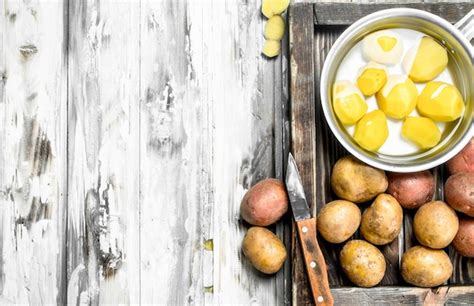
[296, 217, 334, 306]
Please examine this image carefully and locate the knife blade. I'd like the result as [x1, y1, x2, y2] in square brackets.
[286, 153, 334, 306]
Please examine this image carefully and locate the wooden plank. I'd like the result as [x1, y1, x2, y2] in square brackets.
[290, 3, 318, 305]
[332, 286, 474, 305]
[0, 1, 67, 304]
[313, 2, 474, 25]
[139, 0, 283, 303]
[67, 1, 140, 304]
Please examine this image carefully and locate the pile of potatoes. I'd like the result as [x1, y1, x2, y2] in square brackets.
[240, 178, 288, 274]
[321, 139, 474, 288]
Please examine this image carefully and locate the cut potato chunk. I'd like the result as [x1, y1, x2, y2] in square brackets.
[357, 62, 387, 96]
[333, 81, 367, 125]
[261, 0, 290, 18]
[403, 37, 448, 82]
[354, 110, 389, 152]
[417, 81, 465, 122]
[376, 75, 418, 119]
[402, 116, 441, 149]
[264, 15, 285, 40]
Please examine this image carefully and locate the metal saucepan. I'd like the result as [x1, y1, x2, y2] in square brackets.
[321, 8, 473, 172]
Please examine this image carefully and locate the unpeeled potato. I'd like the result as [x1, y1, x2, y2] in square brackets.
[445, 173, 474, 217]
[340, 240, 386, 287]
[414, 201, 459, 249]
[240, 178, 288, 226]
[387, 171, 434, 209]
[331, 156, 388, 203]
[242, 227, 287, 274]
[446, 137, 474, 174]
[317, 200, 361, 243]
[361, 194, 403, 245]
[452, 217, 474, 257]
[401, 246, 452, 287]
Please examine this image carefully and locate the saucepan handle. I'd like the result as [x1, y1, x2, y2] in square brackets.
[454, 10, 474, 137]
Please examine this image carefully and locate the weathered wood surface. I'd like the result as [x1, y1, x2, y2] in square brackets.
[290, 1, 474, 305]
[313, 2, 474, 25]
[1, 0, 287, 304]
[0, 1, 67, 304]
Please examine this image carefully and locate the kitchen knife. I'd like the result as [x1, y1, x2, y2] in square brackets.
[286, 153, 334, 306]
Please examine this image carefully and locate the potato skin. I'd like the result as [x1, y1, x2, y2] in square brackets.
[414, 201, 459, 249]
[387, 171, 434, 209]
[401, 246, 452, 287]
[446, 137, 474, 174]
[452, 217, 474, 257]
[240, 179, 288, 226]
[361, 194, 403, 245]
[242, 227, 287, 274]
[340, 240, 386, 287]
[331, 156, 388, 203]
[444, 173, 474, 217]
[317, 200, 361, 243]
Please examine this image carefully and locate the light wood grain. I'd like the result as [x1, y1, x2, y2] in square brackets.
[67, 1, 140, 304]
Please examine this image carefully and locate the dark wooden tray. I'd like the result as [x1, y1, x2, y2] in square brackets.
[288, 2, 474, 305]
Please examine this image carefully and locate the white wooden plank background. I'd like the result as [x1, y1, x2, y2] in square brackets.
[0, 0, 285, 304]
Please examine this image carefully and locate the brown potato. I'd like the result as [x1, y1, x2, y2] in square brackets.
[401, 246, 453, 287]
[444, 173, 474, 217]
[446, 137, 474, 174]
[242, 227, 287, 274]
[387, 171, 434, 209]
[414, 201, 459, 249]
[240, 178, 288, 226]
[331, 156, 388, 203]
[361, 194, 403, 245]
[317, 200, 361, 243]
[340, 240, 386, 287]
[452, 217, 474, 257]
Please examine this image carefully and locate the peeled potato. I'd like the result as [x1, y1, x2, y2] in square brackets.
[361, 194, 403, 245]
[376, 75, 418, 119]
[242, 227, 287, 274]
[353, 110, 388, 152]
[333, 81, 368, 125]
[401, 246, 452, 287]
[417, 82, 464, 122]
[362, 30, 403, 65]
[340, 240, 386, 287]
[357, 62, 388, 96]
[414, 201, 459, 249]
[264, 15, 285, 40]
[262, 40, 281, 58]
[261, 0, 290, 18]
[403, 36, 448, 82]
[402, 116, 441, 149]
[317, 200, 361, 243]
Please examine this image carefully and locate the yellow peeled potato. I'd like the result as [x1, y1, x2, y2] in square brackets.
[264, 16, 285, 40]
[403, 37, 448, 82]
[402, 116, 441, 149]
[262, 0, 290, 18]
[357, 62, 388, 96]
[376, 75, 418, 119]
[353, 110, 388, 152]
[263, 40, 281, 58]
[417, 81, 465, 122]
[333, 81, 368, 125]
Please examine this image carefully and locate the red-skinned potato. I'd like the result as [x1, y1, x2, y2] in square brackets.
[445, 173, 474, 217]
[387, 171, 434, 209]
[452, 217, 474, 257]
[446, 137, 474, 174]
[240, 178, 288, 226]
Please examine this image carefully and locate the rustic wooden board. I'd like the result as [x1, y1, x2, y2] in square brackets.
[67, 1, 141, 304]
[290, 1, 474, 305]
[0, 1, 67, 304]
[313, 2, 474, 25]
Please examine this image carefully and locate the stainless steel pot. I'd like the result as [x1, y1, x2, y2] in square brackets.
[320, 8, 473, 172]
